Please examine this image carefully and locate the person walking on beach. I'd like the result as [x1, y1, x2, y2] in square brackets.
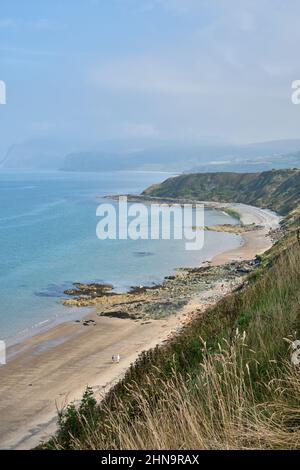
[112, 354, 120, 363]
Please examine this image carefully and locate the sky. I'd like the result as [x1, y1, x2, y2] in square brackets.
[1, 0, 300, 156]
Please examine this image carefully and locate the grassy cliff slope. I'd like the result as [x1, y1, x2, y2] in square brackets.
[143, 169, 300, 216]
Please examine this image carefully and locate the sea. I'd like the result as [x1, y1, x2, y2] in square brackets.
[0, 170, 242, 344]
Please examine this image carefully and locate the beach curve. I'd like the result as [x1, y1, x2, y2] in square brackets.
[0, 202, 281, 450]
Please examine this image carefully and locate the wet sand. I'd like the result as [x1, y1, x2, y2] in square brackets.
[0, 203, 281, 450]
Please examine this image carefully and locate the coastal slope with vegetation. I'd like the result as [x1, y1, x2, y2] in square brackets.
[143, 169, 300, 223]
[46, 169, 300, 450]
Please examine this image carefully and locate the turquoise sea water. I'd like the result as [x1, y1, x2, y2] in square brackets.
[0, 170, 241, 343]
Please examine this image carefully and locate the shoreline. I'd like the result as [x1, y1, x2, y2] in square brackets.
[0, 201, 281, 450]
[209, 202, 281, 264]
[3, 197, 242, 348]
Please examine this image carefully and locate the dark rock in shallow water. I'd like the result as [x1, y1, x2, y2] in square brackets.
[64, 282, 115, 298]
[133, 251, 154, 257]
[135, 251, 154, 257]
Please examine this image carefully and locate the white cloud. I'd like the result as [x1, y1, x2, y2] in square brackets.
[84, 0, 300, 143]
[3, 0, 300, 145]
[125, 0, 300, 96]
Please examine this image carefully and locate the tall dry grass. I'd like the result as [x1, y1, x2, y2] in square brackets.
[54, 334, 300, 450]
[51, 239, 300, 450]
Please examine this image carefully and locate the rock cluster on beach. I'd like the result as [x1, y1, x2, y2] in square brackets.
[62, 260, 257, 324]
[64, 282, 114, 298]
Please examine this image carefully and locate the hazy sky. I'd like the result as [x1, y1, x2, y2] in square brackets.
[1, 0, 300, 155]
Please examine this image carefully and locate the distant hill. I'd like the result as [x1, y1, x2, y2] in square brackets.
[143, 169, 300, 216]
[190, 150, 300, 173]
[61, 144, 239, 172]
[61, 139, 300, 173]
[2, 138, 300, 173]
[0, 139, 73, 170]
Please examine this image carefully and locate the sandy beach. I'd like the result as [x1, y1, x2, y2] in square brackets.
[0, 202, 281, 450]
[209, 202, 281, 264]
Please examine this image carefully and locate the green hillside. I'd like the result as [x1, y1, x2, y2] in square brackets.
[143, 169, 300, 216]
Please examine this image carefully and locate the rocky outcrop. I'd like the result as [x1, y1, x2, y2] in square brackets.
[62, 260, 258, 321]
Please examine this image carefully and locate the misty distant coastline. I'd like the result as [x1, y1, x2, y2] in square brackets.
[2, 138, 300, 174]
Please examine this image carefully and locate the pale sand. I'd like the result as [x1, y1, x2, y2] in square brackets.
[0, 203, 281, 450]
[209, 203, 281, 265]
[0, 315, 183, 449]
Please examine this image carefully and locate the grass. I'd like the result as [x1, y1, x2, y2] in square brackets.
[142, 170, 300, 215]
[221, 208, 242, 222]
[44, 228, 300, 450]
